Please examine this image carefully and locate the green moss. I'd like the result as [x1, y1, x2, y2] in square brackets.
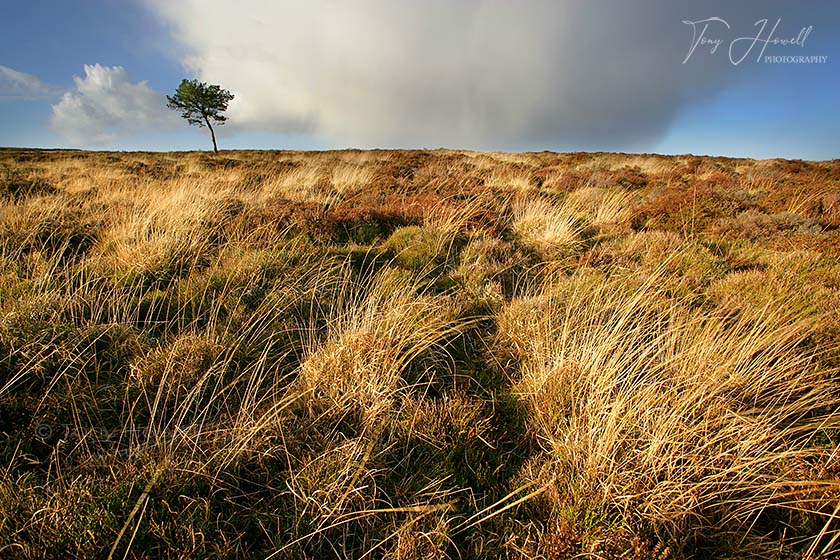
[384, 225, 464, 272]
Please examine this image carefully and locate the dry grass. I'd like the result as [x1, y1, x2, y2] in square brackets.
[499, 269, 838, 553]
[510, 196, 585, 258]
[0, 148, 838, 559]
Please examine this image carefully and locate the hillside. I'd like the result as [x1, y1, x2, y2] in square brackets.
[1, 148, 839, 559]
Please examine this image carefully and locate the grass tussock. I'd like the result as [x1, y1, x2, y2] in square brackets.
[0, 148, 838, 559]
[498, 270, 838, 554]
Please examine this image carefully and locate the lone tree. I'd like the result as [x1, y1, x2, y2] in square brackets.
[166, 79, 234, 153]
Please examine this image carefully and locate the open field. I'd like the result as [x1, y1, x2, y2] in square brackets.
[1, 148, 840, 558]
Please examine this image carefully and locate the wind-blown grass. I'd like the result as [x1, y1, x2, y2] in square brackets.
[0, 148, 838, 559]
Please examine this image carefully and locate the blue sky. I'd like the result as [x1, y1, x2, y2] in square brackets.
[1, 1, 838, 159]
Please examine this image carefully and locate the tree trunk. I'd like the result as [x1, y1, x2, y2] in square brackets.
[203, 115, 218, 153]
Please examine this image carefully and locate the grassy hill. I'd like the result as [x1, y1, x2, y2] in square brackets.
[1, 148, 839, 558]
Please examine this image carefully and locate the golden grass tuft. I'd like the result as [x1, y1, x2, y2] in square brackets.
[510, 196, 584, 257]
[498, 269, 840, 550]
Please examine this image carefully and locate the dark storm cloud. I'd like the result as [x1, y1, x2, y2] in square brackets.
[145, 0, 839, 150]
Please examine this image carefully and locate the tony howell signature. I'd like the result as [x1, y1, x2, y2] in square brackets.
[682, 18, 825, 65]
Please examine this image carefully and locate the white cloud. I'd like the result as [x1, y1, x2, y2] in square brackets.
[0, 65, 53, 100]
[142, 0, 737, 150]
[50, 64, 175, 146]
[144, 0, 835, 151]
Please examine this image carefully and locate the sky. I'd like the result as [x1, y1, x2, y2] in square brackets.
[1, 1, 838, 160]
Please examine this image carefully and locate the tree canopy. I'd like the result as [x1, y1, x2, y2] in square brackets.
[166, 79, 234, 153]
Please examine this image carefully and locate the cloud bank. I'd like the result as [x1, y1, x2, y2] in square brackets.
[145, 0, 762, 150]
[140, 1, 838, 151]
[50, 64, 175, 145]
[0, 66, 53, 101]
